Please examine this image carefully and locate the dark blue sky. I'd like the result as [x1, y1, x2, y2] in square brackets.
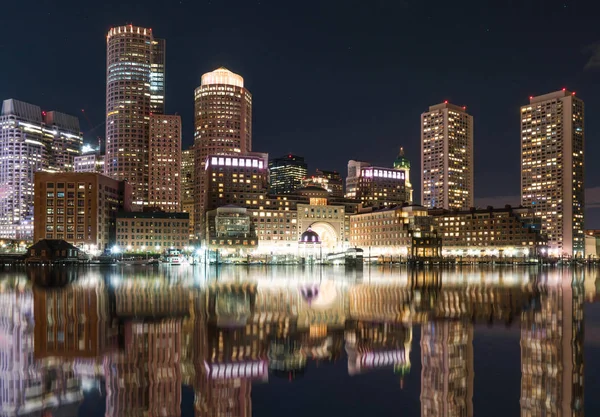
[1, 0, 600, 223]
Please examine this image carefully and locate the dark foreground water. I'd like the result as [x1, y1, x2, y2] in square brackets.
[0, 265, 597, 416]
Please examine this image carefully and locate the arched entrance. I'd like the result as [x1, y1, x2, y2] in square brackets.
[307, 222, 339, 251]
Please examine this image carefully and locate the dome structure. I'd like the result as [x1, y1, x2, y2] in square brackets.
[393, 147, 411, 170]
[300, 227, 320, 243]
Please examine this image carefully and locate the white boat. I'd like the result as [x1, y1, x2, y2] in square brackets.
[165, 249, 184, 265]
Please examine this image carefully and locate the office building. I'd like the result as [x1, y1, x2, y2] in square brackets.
[303, 169, 343, 197]
[151, 38, 166, 114]
[428, 206, 547, 257]
[74, 147, 105, 173]
[346, 160, 371, 198]
[115, 210, 190, 251]
[194, 67, 252, 237]
[0, 99, 83, 241]
[355, 165, 407, 208]
[149, 114, 182, 212]
[204, 153, 269, 212]
[269, 154, 307, 194]
[105, 25, 164, 209]
[421, 102, 474, 210]
[33, 172, 132, 253]
[521, 90, 585, 257]
[181, 147, 195, 232]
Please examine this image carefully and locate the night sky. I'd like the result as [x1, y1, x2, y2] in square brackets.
[1, 0, 600, 224]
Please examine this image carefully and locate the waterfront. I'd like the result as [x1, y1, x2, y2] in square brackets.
[0, 265, 598, 416]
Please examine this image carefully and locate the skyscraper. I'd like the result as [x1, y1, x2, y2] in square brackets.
[0, 99, 82, 241]
[194, 67, 252, 238]
[421, 102, 474, 210]
[181, 146, 195, 235]
[105, 25, 165, 209]
[520, 90, 585, 257]
[151, 39, 166, 114]
[269, 154, 307, 194]
[149, 114, 182, 212]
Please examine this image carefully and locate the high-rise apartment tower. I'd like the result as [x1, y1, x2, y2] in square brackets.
[520, 90, 584, 257]
[421, 102, 473, 210]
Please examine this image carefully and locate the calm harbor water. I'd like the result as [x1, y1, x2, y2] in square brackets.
[0, 264, 598, 416]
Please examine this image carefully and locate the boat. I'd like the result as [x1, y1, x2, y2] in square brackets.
[165, 249, 184, 265]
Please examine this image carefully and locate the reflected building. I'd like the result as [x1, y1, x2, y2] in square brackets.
[33, 281, 112, 360]
[0, 281, 83, 417]
[420, 321, 474, 417]
[345, 321, 412, 377]
[520, 275, 584, 416]
[105, 319, 182, 417]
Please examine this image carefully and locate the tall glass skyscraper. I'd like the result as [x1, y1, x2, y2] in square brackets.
[105, 25, 166, 209]
[0, 99, 82, 241]
[269, 154, 307, 194]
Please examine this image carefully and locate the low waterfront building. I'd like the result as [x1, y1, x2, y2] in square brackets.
[25, 239, 80, 263]
[205, 206, 257, 251]
[350, 205, 441, 259]
[428, 206, 548, 257]
[115, 210, 190, 252]
[33, 172, 132, 254]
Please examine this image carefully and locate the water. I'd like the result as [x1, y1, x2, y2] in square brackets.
[0, 264, 597, 416]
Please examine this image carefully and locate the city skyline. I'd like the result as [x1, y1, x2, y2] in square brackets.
[2, 1, 599, 224]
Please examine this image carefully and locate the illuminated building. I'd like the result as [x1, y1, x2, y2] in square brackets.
[268, 154, 307, 194]
[421, 102, 473, 210]
[204, 153, 269, 213]
[296, 191, 347, 252]
[33, 172, 132, 252]
[105, 25, 164, 209]
[350, 205, 441, 258]
[520, 274, 584, 416]
[74, 147, 104, 173]
[33, 281, 111, 359]
[0, 99, 83, 241]
[357, 166, 407, 207]
[420, 321, 474, 417]
[194, 67, 252, 238]
[302, 169, 343, 197]
[105, 319, 182, 417]
[520, 90, 585, 257]
[149, 114, 182, 212]
[346, 160, 371, 198]
[115, 210, 190, 251]
[205, 206, 257, 250]
[150, 38, 166, 114]
[181, 147, 195, 237]
[393, 147, 413, 203]
[428, 206, 548, 258]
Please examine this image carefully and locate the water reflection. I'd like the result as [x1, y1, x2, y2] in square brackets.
[0, 266, 592, 416]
